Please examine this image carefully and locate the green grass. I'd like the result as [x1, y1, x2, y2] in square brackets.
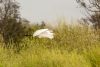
[0, 22, 100, 67]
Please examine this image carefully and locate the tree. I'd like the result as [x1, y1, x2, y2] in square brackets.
[0, 0, 25, 48]
[76, 0, 100, 29]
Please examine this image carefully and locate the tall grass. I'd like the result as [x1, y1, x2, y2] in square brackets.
[0, 22, 100, 67]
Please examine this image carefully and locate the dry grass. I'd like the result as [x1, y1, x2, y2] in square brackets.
[0, 22, 100, 67]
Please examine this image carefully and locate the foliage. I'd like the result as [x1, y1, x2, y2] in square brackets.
[0, 22, 100, 67]
[0, 0, 26, 48]
[76, 0, 100, 29]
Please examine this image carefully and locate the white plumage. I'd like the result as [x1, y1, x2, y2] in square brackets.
[33, 29, 54, 39]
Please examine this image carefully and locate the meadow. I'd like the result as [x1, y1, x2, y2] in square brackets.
[0, 22, 100, 67]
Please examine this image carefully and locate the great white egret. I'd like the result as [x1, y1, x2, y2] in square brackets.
[33, 29, 54, 39]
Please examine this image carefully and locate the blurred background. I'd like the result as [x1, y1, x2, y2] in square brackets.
[18, 0, 85, 24]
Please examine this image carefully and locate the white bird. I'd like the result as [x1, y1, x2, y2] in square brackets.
[33, 29, 54, 39]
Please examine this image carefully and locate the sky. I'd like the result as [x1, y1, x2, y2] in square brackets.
[18, 0, 85, 24]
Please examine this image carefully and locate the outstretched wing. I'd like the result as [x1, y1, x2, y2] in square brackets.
[33, 29, 48, 37]
[38, 30, 54, 39]
[33, 29, 54, 39]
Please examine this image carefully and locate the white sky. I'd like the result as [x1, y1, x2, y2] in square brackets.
[18, 0, 85, 23]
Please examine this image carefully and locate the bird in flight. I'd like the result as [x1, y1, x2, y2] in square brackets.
[33, 29, 54, 39]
